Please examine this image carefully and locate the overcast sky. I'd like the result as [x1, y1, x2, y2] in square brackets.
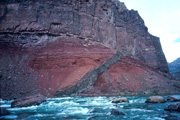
[120, 0, 180, 62]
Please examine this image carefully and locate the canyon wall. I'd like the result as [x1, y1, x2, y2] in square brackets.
[168, 58, 180, 80]
[0, 0, 178, 99]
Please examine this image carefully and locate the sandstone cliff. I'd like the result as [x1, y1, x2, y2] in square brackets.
[0, 0, 179, 99]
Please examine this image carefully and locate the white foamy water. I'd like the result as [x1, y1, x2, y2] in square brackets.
[0, 95, 180, 120]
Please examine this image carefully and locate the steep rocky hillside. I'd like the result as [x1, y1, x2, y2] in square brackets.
[168, 58, 180, 80]
[0, 0, 179, 99]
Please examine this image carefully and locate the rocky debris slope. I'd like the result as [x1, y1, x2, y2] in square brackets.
[0, 0, 179, 99]
[168, 57, 180, 80]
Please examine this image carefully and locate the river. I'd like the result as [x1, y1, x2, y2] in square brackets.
[0, 95, 180, 120]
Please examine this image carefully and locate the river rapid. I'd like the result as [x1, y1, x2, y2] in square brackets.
[0, 95, 180, 120]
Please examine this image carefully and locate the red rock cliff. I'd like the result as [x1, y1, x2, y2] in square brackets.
[0, 0, 179, 99]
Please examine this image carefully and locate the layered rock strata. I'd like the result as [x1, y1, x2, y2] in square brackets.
[0, 0, 179, 99]
[0, 0, 169, 72]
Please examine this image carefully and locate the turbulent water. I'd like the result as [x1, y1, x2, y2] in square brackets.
[0, 95, 180, 120]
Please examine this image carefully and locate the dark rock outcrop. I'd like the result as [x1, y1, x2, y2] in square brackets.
[88, 115, 108, 120]
[164, 103, 180, 112]
[167, 97, 180, 102]
[11, 94, 46, 108]
[111, 109, 125, 115]
[145, 96, 165, 103]
[0, 107, 10, 116]
[0, 0, 179, 99]
[168, 57, 180, 80]
[16, 113, 30, 120]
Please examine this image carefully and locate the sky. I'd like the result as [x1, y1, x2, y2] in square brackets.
[119, 0, 180, 62]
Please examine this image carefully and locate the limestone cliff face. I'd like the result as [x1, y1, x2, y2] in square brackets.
[0, 0, 178, 99]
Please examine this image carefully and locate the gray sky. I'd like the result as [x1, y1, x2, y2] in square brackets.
[120, 0, 180, 62]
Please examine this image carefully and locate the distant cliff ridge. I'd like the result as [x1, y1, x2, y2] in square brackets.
[0, 0, 179, 99]
[168, 58, 180, 80]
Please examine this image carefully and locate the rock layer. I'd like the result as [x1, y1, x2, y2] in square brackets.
[0, 38, 113, 99]
[0, 0, 179, 99]
[56, 54, 180, 96]
[0, 0, 169, 72]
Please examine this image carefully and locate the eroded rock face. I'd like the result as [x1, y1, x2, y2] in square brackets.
[0, 0, 168, 72]
[56, 55, 180, 96]
[0, 0, 179, 99]
[1, 38, 113, 99]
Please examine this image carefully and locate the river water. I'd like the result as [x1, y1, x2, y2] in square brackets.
[0, 95, 180, 120]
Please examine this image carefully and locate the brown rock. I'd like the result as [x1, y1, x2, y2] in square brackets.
[167, 97, 180, 102]
[164, 103, 180, 112]
[112, 97, 129, 103]
[145, 96, 165, 103]
[11, 94, 46, 108]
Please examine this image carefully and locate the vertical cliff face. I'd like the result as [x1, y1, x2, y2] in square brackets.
[0, 0, 169, 72]
[0, 0, 177, 99]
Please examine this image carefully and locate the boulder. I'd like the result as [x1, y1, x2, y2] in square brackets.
[11, 94, 46, 108]
[110, 109, 125, 115]
[112, 97, 129, 103]
[109, 97, 116, 100]
[145, 96, 165, 103]
[0, 107, 10, 116]
[164, 103, 180, 112]
[88, 115, 108, 120]
[16, 113, 30, 119]
[167, 97, 180, 102]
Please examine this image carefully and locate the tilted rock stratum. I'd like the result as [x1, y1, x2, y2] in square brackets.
[0, 0, 179, 99]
